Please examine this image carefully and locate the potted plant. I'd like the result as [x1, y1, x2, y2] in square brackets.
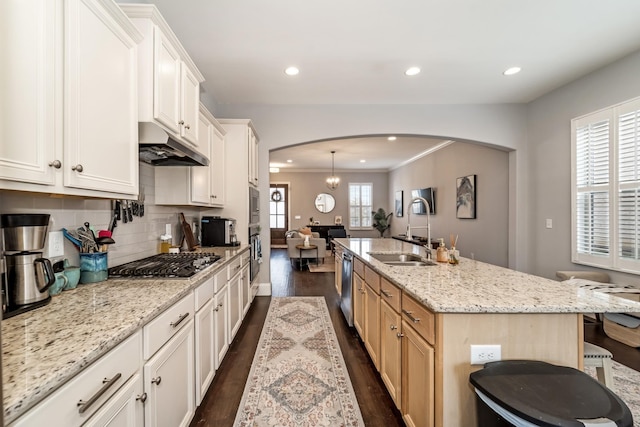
[372, 208, 392, 237]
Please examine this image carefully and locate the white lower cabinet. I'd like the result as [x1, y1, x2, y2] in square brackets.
[83, 373, 145, 427]
[241, 263, 251, 317]
[195, 298, 215, 406]
[143, 318, 195, 427]
[9, 331, 142, 427]
[214, 283, 230, 368]
[228, 269, 243, 342]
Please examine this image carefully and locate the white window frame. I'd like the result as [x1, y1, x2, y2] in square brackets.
[571, 96, 640, 275]
[349, 182, 373, 230]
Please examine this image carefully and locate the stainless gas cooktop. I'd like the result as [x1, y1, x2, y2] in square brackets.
[108, 253, 220, 278]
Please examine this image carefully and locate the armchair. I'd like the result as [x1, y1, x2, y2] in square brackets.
[286, 231, 327, 268]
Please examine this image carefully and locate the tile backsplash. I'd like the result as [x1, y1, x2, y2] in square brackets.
[0, 163, 209, 267]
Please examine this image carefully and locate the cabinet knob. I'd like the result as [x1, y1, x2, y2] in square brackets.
[136, 392, 147, 403]
[396, 333, 404, 338]
[178, 120, 185, 125]
[211, 195, 217, 199]
[184, 124, 190, 130]
[48, 160, 62, 169]
[151, 376, 162, 385]
[71, 164, 84, 172]
[390, 325, 397, 330]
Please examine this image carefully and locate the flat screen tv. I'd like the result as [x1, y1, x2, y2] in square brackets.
[411, 188, 436, 215]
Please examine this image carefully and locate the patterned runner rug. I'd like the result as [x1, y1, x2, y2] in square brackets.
[234, 297, 364, 426]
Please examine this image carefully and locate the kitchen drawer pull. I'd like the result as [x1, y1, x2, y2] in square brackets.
[381, 289, 393, 298]
[396, 333, 404, 338]
[185, 124, 191, 130]
[402, 309, 421, 323]
[71, 164, 84, 173]
[77, 373, 122, 414]
[151, 376, 161, 385]
[390, 325, 397, 330]
[48, 160, 61, 169]
[170, 312, 189, 328]
[178, 120, 185, 125]
[136, 392, 147, 403]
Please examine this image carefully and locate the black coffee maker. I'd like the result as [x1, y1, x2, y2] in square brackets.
[1, 214, 55, 318]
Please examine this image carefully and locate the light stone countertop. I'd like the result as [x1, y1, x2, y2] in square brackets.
[336, 238, 640, 314]
[1, 245, 248, 424]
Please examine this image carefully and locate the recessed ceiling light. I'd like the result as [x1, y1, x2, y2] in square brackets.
[388, 136, 397, 141]
[287, 159, 292, 163]
[284, 66, 299, 76]
[503, 67, 521, 76]
[269, 167, 280, 173]
[405, 67, 421, 76]
[360, 159, 366, 163]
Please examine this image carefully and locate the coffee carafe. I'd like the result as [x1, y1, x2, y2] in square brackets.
[1, 214, 55, 317]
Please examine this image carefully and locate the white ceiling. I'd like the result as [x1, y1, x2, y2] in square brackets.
[141, 0, 640, 169]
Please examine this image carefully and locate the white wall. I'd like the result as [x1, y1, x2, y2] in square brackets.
[526, 50, 640, 285]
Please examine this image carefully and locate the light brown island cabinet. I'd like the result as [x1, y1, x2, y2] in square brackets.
[364, 266, 381, 371]
[353, 272, 366, 338]
[379, 277, 403, 408]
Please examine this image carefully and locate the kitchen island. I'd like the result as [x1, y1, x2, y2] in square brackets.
[335, 238, 640, 427]
[1, 245, 249, 425]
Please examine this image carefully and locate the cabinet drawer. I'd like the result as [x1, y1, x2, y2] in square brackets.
[353, 257, 365, 277]
[241, 251, 250, 267]
[10, 331, 141, 427]
[228, 256, 242, 279]
[401, 294, 435, 345]
[194, 277, 214, 311]
[380, 278, 401, 313]
[364, 266, 380, 294]
[143, 293, 195, 359]
[213, 266, 228, 293]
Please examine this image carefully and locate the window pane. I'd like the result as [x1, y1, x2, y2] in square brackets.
[270, 215, 277, 228]
[276, 216, 285, 229]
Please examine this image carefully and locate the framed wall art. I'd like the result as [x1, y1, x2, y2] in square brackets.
[456, 174, 476, 219]
[395, 190, 403, 217]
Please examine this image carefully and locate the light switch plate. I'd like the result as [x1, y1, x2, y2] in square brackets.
[545, 218, 553, 229]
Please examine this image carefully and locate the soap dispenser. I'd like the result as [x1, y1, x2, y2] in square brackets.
[436, 238, 448, 262]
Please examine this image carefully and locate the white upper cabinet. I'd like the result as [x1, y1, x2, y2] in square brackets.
[122, 4, 205, 155]
[0, 0, 142, 197]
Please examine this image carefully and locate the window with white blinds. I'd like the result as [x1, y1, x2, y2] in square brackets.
[571, 96, 640, 273]
[349, 183, 373, 229]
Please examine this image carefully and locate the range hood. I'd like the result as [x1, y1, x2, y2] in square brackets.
[138, 122, 209, 167]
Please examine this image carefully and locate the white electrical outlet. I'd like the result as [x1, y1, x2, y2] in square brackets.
[470, 344, 502, 365]
[48, 231, 64, 257]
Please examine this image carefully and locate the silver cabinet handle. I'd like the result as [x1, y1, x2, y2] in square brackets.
[178, 120, 185, 125]
[184, 124, 190, 130]
[151, 376, 161, 385]
[48, 160, 61, 169]
[390, 325, 397, 330]
[77, 373, 122, 414]
[136, 392, 147, 403]
[396, 333, 404, 338]
[402, 309, 421, 323]
[170, 312, 189, 328]
[71, 164, 84, 172]
[381, 289, 393, 298]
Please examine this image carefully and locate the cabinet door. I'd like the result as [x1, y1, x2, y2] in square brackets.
[180, 63, 200, 145]
[214, 285, 229, 368]
[334, 252, 342, 295]
[353, 273, 365, 338]
[83, 373, 145, 427]
[241, 264, 251, 316]
[0, 0, 58, 186]
[248, 127, 258, 186]
[228, 271, 243, 341]
[153, 26, 181, 134]
[64, 0, 138, 195]
[401, 321, 435, 427]
[364, 283, 381, 370]
[191, 111, 211, 205]
[144, 319, 195, 427]
[195, 299, 215, 406]
[209, 125, 225, 206]
[380, 301, 402, 409]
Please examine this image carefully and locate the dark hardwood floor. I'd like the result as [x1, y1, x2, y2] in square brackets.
[190, 248, 405, 427]
[191, 249, 640, 426]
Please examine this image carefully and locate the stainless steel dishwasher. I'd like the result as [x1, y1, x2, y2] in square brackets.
[340, 251, 353, 326]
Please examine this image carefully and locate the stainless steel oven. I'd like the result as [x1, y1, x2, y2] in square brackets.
[249, 224, 261, 282]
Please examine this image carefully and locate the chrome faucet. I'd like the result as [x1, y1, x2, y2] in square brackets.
[406, 196, 433, 259]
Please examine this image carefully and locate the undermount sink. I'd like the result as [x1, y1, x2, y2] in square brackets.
[368, 253, 437, 266]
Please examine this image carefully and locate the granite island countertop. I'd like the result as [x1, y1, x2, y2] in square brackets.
[336, 238, 640, 314]
[1, 245, 249, 424]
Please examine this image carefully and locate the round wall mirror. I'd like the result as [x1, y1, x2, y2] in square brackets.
[315, 193, 336, 213]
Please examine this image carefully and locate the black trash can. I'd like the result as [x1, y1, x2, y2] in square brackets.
[469, 360, 633, 427]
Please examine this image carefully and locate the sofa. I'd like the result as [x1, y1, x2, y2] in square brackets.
[286, 230, 327, 268]
[557, 270, 640, 347]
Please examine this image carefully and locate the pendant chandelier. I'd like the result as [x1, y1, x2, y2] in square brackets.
[326, 150, 340, 190]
